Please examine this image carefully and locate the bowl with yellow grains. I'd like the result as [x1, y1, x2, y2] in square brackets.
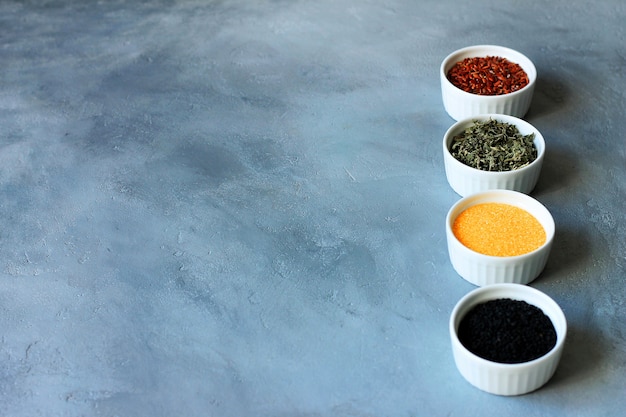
[445, 190, 555, 286]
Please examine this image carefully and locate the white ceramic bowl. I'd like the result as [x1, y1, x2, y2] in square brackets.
[450, 283, 567, 396]
[443, 114, 545, 197]
[445, 190, 555, 286]
[441, 45, 537, 121]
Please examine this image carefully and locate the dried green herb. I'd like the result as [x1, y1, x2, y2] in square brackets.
[450, 119, 537, 171]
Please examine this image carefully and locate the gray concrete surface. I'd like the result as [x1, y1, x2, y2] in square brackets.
[1, 0, 624, 416]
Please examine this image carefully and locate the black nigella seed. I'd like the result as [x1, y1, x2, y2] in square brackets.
[457, 298, 557, 364]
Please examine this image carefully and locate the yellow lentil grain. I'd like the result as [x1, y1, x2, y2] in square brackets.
[452, 202, 546, 257]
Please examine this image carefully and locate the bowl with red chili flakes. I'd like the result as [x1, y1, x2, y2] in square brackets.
[440, 45, 537, 121]
[443, 114, 545, 197]
[450, 283, 567, 395]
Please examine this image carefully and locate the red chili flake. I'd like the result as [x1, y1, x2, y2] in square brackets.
[447, 56, 529, 95]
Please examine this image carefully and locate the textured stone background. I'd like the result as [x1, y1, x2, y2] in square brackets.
[1, 0, 624, 416]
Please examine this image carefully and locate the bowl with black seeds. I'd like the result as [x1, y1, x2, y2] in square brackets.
[441, 45, 537, 121]
[443, 114, 545, 197]
[450, 283, 567, 396]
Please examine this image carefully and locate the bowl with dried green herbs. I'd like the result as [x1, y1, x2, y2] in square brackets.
[443, 114, 545, 197]
[450, 283, 567, 396]
[441, 45, 536, 121]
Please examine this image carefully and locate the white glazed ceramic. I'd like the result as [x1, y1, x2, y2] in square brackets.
[443, 114, 545, 197]
[445, 190, 555, 286]
[450, 283, 567, 396]
[441, 45, 537, 121]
